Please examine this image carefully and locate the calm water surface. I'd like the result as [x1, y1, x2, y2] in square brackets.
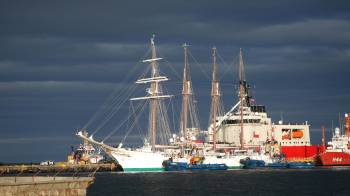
[88, 168, 350, 196]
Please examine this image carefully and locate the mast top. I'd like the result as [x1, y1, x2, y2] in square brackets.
[239, 48, 245, 82]
[211, 47, 217, 82]
[151, 34, 155, 45]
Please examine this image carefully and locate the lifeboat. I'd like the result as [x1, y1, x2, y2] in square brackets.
[292, 130, 304, 138]
[189, 156, 201, 165]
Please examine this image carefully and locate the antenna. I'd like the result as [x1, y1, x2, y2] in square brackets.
[182, 43, 190, 47]
[280, 112, 284, 124]
[321, 126, 325, 147]
[151, 34, 155, 45]
[339, 112, 342, 135]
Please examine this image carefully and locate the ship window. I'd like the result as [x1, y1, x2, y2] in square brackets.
[250, 105, 266, 113]
[222, 120, 238, 125]
[222, 119, 261, 125]
[282, 129, 291, 140]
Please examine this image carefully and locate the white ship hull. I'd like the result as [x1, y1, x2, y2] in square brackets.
[76, 131, 171, 172]
[111, 149, 168, 171]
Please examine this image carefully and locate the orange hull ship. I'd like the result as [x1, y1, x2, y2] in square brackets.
[318, 113, 350, 166]
[319, 152, 350, 166]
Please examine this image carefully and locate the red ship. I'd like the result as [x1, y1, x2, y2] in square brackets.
[318, 113, 350, 166]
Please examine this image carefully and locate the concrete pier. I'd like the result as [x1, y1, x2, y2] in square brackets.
[0, 176, 94, 196]
[0, 163, 123, 174]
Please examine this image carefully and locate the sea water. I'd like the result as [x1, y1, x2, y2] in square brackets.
[88, 168, 350, 196]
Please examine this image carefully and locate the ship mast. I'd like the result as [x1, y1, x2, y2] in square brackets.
[180, 43, 191, 141]
[130, 35, 172, 152]
[322, 126, 326, 148]
[239, 48, 245, 149]
[149, 37, 158, 152]
[210, 47, 220, 150]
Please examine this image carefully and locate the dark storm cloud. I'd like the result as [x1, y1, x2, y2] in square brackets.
[0, 0, 350, 162]
[1, 0, 350, 44]
[0, 37, 149, 62]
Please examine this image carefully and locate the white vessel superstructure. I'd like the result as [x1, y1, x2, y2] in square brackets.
[199, 48, 311, 168]
[205, 49, 311, 149]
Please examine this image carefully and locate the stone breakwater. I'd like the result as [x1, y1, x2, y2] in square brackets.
[0, 163, 123, 174]
[0, 176, 94, 196]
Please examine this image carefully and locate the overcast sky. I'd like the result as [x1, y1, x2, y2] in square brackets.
[1, 0, 350, 162]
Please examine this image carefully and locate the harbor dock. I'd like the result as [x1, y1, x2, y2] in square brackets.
[0, 163, 123, 174]
[0, 176, 94, 196]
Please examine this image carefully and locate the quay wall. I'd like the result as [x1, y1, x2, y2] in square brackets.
[0, 176, 93, 196]
[0, 163, 122, 174]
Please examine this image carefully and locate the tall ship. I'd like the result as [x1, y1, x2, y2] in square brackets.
[77, 36, 176, 171]
[318, 113, 350, 166]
